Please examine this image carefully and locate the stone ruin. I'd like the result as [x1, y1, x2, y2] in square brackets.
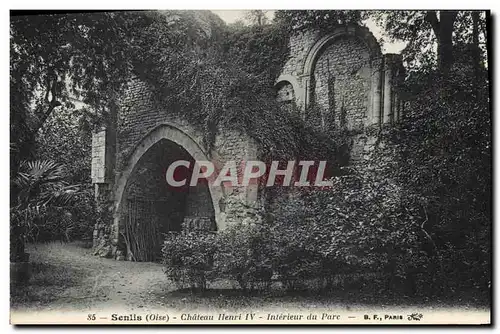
[91, 23, 404, 261]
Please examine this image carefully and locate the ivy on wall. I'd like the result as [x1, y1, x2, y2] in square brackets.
[125, 11, 340, 163]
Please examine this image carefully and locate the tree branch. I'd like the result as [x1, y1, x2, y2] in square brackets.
[50, 78, 59, 105]
[44, 77, 51, 104]
[419, 206, 438, 254]
[34, 78, 62, 134]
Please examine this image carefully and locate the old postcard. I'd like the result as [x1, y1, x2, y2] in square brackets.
[9, 9, 491, 325]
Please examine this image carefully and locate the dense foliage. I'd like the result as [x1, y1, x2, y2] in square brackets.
[10, 12, 134, 163]
[390, 69, 491, 294]
[32, 106, 97, 243]
[222, 22, 289, 84]
[10, 11, 137, 256]
[161, 162, 424, 296]
[274, 10, 362, 33]
[10, 160, 84, 260]
[125, 11, 335, 160]
[162, 231, 217, 290]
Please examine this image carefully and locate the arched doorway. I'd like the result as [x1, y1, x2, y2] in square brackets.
[113, 124, 225, 262]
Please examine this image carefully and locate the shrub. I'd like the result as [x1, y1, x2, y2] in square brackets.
[263, 160, 422, 294]
[215, 222, 273, 291]
[264, 195, 325, 291]
[30, 186, 97, 243]
[161, 231, 217, 291]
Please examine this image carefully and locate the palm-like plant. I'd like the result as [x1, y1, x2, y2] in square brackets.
[10, 160, 81, 261]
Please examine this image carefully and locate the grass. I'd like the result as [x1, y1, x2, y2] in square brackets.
[10, 242, 89, 308]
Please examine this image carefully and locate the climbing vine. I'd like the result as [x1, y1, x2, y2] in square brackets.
[274, 10, 362, 33]
[124, 11, 338, 162]
[222, 23, 290, 85]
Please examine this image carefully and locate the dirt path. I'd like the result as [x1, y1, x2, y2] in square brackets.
[11, 242, 491, 325]
[12, 242, 174, 313]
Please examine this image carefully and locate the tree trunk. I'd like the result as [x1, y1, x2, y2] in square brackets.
[438, 11, 458, 77]
[472, 11, 481, 84]
[426, 10, 458, 78]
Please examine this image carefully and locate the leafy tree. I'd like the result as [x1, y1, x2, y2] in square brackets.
[367, 10, 488, 76]
[391, 65, 490, 294]
[10, 11, 143, 261]
[35, 105, 92, 184]
[245, 10, 269, 26]
[10, 11, 136, 166]
[227, 19, 246, 30]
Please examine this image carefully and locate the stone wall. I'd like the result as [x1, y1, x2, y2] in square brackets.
[282, 30, 319, 83]
[311, 35, 371, 132]
[211, 128, 262, 225]
[266, 23, 407, 220]
[275, 24, 404, 163]
[92, 78, 260, 260]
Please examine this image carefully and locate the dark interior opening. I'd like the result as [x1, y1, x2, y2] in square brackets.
[122, 139, 216, 262]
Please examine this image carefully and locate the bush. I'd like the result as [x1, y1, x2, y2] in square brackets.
[263, 161, 424, 294]
[161, 164, 419, 295]
[215, 222, 273, 291]
[265, 194, 326, 291]
[161, 223, 274, 292]
[161, 122, 489, 299]
[30, 187, 97, 243]
[161, 231, 217, 291]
